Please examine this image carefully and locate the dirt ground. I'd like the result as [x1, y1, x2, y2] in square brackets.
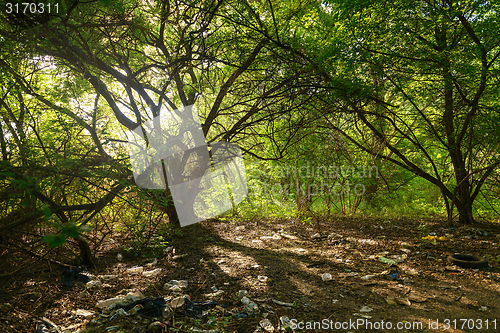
[2, 216, 500, 332]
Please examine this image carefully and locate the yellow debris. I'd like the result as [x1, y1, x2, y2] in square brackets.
[421, 235, 447, 242]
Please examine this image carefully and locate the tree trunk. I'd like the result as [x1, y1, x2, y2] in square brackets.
[77, 238, 95, 268]
[161, 189, 180, 228]
[456, 176, 475, 224]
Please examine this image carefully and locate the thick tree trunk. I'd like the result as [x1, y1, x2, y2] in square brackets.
[456, 177, 475, 224]
[161, 189, 180, 228]
[77, 238, 95, 268]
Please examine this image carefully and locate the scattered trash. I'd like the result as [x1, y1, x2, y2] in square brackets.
[142, 268, 162, 277]
[190, 328, 217, 333]
[261, 234, 282, 241]
[116, 296, 167, 317]
[73, 309, 94, 317]
[165, 280, 188, 291]
[395, 297, 411, 306]
[401, 242, 415, 250]
[36, 324, 50, 333]
[388, 269, 398, 280]
[171, 296, 187, 308]
[260, 318, 275, 332]
[172, 254, 188, 260]
[238, 290, 248, 299]
[422, 235, 447, 242]
[180, 297, 227, 318]
[391, 254, 406, 263]
[480, 306, 488, 311]
[385, 296, 398, 305]
[234, 313, 247, 319]
[310, 233, 328, 241]
[86, 280, 103, 289]
[404, 268, 418, 276]
[361, 274, 376, 281]
[148, 321, 163, 331]
[359, 306, 373, 313]
[116, 253, 123, 261]
[126, 266, 144, 274]
[242, 297, 259, 315]
[146, 259, 158, 267]
[279, 316, 293, 331]
[105, 326, 120, 331]
[474, 229, 489, 237]
[96, 290, 144, 311]
[62, 266, 90, 287]
[378, 256, 397, 265]
[203, 290, 224, 298]
[447, 254, 488, 269]
[258, 276, 268, 282]
[322, 273, 333, 281]
[40, 317, 62, 333]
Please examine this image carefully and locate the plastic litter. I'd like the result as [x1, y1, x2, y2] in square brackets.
[241, 297, 259, 315]
[203, 290, 224, 298]
[142, 268, 162, 277]
[171, 296, 187, 308]
[385, 296, 398, 305]
[116, 296, 166, 317]
[86, 280, 102, 288]
[165, 280, 188, 291]
[238, 290, 248, 299]
[388, 269, 398, 279]
[234, 313, 247, 319]
[422, 235, 447, 242]
[126, 266, 144, 274]
[36, 324, 50, 333]
[378, 256, 397, 265]
[279, 316, 293, 331]
[73, 309, 94, 317]
[321, 273, 333, 281]
[260, 318, 274, 332]
[62, 266, 90, 287]
[404, 268, 418, 276]
[361, 274, 376, 281]
[96, 290, 144, 310]
[180, 298, 226, 318]
[148, 321, 163, 331]
[258, 276, 268, 282]
[359, 306, 373, 313]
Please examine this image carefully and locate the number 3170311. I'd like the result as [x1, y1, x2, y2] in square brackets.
[6, 3, 59, 14]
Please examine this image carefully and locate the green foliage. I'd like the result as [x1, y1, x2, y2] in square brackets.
[42, 221, 92, 248]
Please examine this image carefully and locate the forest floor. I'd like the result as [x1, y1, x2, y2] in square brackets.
[2, 216, 500, 333]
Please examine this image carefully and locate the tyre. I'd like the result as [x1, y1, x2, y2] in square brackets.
[447, 254, 488, 269]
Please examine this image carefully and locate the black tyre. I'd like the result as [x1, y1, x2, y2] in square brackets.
[447, 254, 488, 269]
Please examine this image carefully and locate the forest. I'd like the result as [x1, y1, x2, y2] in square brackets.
[1, 0, 500, 332]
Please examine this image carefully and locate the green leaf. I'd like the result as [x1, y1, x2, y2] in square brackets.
[42, 234, 67, 248]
